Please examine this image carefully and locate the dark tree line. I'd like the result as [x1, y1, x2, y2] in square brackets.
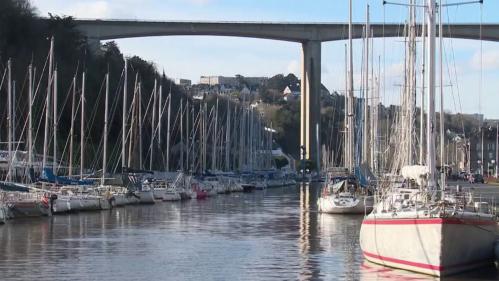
[0, 0, 193, 173]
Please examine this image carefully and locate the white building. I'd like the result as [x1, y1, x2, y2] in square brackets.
[199, 75, 267, 87]
[176, 78, 192, 87]
[199, 76, 238, 86]
[282, 84, 301, 101]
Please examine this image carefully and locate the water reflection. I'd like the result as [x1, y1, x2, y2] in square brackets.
[359, 261, 437, 281]
[298, 183, 322, 280]
[0, 184, 496, 280]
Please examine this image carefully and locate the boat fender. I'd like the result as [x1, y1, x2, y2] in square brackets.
[108, 196, 116, 209]
[49, 194, 58, 213]
[41, 194, 50, 208]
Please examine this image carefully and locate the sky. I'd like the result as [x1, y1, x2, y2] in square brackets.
[30, 0, 499, 118]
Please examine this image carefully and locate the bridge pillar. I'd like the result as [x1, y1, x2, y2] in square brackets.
[300, 40, 321, 171]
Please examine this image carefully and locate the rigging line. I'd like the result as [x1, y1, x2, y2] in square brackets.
[444, 4, 466, 138]
[15, 68, 29, 130]
[31, 50, 51, 156]
[0, 73, 6, 135]
[441, 5, 461, 131]
[107, 70, 126, 169]
[86, 76, 107, 169]
[10, 71, 32, 175]
[95, 70, 124, 172]
[56, 78, 77, 170]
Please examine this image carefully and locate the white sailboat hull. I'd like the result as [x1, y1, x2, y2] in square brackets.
[0, 203, 6, 224]
[79, 197, 101, 211]
[162, 192, 181, 201]
[52, 196, 72, 213]
[98, 197, 111, 210]
[113, 193, 128, 206]
[136, 190, 155, 204]
[360, 215, 497, 276]
[317, 195, 373, 214]
[153, 189, 166, 200]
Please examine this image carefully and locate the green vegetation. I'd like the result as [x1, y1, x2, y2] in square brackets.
[0, 0, 191, 171]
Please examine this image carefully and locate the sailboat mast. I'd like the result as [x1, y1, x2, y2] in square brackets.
[373, 55, 380, 174]
[80, 71, 86, 178]
[420, 7, 427, 165]
[53, 68, 58, 172]
[439, 0, 446, 188]
[212, 97, 218, 171]
[186, 100, 190, 172]
[43, 37, 54, 170]
[166, 87, 171, 171]
[122, 59, 128, 169]
[69, 75, 76, 176]
[250, 107, 253, 171]
[369, 31, 375, 171]
[102, 72, 109, 185]
[239, 104, 244, 170]
[158, 84, 162, 150]
[426, 0, 437, 189]
[180, 98, 184, 171]
[190, 102, 195, 172]
[203, 102, 207, 172]
[344, 44, 348, 167]
[225, 98, 230, 171]
[408, 0, 416, 166]
[128, 74, 138, 168]
[7, 59, 12, 181]
[150, 79, 157, 170]
[363, 4, 370, 165]
[348, 0, 355, 172]
[138, 82, 143, 170]
[28, 64, 33, 169]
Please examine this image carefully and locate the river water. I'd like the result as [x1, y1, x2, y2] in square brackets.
[0, 183, 497, 281]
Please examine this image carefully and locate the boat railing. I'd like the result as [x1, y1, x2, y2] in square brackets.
[430, 189, 499, 217]
[1, 191, 43, 202]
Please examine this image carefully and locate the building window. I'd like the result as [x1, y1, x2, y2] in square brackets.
[476, 143, 481, 150]
[489, 152, 494, 160]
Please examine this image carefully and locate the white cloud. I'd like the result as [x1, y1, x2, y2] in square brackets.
[470, 50, 499, 70]
[69, 1, 110, 18]
[184, 0, 213, 5]
[32, 0, 149, 18]
[32, 0, 111, 18]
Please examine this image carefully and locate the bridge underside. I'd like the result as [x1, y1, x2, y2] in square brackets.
[69, 19, 499, 171]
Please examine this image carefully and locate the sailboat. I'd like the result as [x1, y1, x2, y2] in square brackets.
[317, 3, 374, 215]
[0, 57, 52, 218]
[317, 169, 373, 214]
[359, 0, 497, 276]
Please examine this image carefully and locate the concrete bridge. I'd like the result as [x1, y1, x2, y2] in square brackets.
[72, 19, 499, 170]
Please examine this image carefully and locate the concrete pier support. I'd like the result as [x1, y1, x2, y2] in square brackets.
[300, 40, 321, 171]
